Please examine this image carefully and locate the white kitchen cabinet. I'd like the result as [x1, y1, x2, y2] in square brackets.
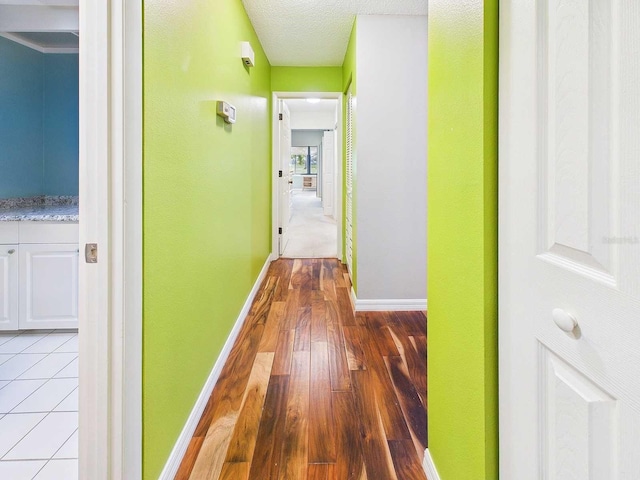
[19, 244, 79, 330]
[0, 245, 19, 330]
[0, 222, 79, 331]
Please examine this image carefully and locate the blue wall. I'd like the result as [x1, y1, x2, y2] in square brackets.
[0, 37, 79, 199]
[0, 37, 44, 198]
[44, 54, 79, 196]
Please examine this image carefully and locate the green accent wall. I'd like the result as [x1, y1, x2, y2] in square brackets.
[341, 20, 357, 289]
[342, 21, 357, 94]
[271, 66, 342, 92]
[427, 1, 498, 479]
[142, 0, 272, 477]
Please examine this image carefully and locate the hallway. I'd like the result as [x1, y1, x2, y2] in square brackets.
[176, 259, 427, 480]
[282, 191, 337, 259]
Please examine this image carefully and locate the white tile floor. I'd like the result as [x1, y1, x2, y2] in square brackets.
[282, 189, 338, 258]
[0, 330, 78, 480]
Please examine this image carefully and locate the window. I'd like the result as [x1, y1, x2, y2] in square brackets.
[290, 146, 318, 175]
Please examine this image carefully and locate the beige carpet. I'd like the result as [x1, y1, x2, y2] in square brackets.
[282, 190, 337, 258]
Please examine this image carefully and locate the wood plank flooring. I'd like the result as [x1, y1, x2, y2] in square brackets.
[175, 259, 427, 480]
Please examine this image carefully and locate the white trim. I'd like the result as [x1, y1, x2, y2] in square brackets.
[351, 287, 427, 312]
[78, 0, 111, 478]
[158, 255, 273, 480]
[271, 93, 281, 259]
[79, 0, 142, 479]
[0, 32, 78, 53]
[112, 0, 143, 477]
[423, 449, 441, 480]
[5, 33, 48, 53]
[271, 91, 344, 261]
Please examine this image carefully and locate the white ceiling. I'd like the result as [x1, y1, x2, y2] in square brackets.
[285, 98, 337, 115]
[241, 0, 427, 66]
[0, 1, 78, 32]
[0, 1, 77, 4]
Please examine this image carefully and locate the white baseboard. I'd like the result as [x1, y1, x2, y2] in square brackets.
[158, 254, 273, 480]
[351, 287, 427, 312]
[423, 448, 441, 480]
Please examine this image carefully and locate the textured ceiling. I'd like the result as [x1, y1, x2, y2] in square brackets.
[241, 0, 427, 66]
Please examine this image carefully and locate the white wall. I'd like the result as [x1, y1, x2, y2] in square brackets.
[289, 109, 336, 130]
[355, 15, 427, 301]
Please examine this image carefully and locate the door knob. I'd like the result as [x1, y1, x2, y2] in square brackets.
[552, 308, 580, 337]
[7, 249, 15, 255]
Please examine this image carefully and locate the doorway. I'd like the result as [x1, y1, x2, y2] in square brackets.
[272, 93, 343, 260]
[1, 2, 142, 479]
[0, 14, 82, 479]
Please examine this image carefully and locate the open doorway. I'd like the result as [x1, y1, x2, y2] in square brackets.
[0, 2, 143, 478]
[272, 93, 342, 260]
[0, 12, 81, 478]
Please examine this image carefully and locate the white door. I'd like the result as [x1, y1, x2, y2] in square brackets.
[19, 243, 79, 329]
[322, 130, 335, 217]
[279, 100, 292, 256]
[500, 1, 640, 479]
[0, 245, 19, 331]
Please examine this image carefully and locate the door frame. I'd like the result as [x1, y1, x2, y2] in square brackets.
[79, 1, 142, 479]
[271, 91, 344, 260]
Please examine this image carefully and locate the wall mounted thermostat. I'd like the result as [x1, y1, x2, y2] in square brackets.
[216, 101, 236, 124]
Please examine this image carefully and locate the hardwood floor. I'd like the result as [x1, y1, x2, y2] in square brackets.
[175, 259, 427, 480]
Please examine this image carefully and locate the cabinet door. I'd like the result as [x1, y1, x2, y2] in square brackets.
[0, 245, 19, 331]
[19, 244, 79, 329]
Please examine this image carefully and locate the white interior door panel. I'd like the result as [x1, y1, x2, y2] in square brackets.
[500, 1, 640, 478]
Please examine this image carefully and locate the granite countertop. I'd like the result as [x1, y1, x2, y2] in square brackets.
[0, 196, 79, 222]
